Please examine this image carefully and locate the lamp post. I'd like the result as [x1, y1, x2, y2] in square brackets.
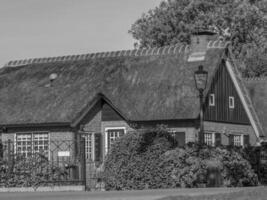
[194, 65, 208, 145]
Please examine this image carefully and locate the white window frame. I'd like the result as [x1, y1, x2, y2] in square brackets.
[229, 96, 235, 109]
[14, 132, 50, 158]
[204, 132, 215, 146]
[233, 134, 244, 147]
[82, 132, 95, 161]
[104, 127, 126, 155]
[209, 93, 215, 106]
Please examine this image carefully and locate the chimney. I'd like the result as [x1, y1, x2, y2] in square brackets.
[188, 30, 218, 62]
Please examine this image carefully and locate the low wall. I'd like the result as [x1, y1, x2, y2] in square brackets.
[0, 185, 85, 192]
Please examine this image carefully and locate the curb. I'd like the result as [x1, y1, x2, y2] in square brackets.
[0, 185, 85, 192]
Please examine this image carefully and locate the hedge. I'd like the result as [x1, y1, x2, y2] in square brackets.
[0, 153, 77, 188]
[103, 128, 259, 190]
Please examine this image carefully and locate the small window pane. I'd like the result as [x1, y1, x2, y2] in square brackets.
[16, 132, 49, 158]
[209, 94, 215, 106]
[229, 96, 235, 108]
[107, 129, 125, 152]
[83, 133, 93, 160]
[233, 135, 242, 146]
[204, 133, 214, 146]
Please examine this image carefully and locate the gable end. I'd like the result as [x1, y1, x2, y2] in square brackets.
[204, 61, 250, 124]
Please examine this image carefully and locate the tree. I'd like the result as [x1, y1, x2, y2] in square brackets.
[129, 0, 267, 77]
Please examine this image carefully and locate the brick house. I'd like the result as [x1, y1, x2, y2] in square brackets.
[0, 31, 266, 163]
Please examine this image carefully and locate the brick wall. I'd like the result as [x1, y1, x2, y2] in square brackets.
[49, 131, 75, 161]
[169, 127, 198, 143]
[82, 110, 200, 156]
[83, 110, 102, 133]
[204, 121, 257, 145]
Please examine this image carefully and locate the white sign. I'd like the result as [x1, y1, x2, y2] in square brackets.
[58, 151, 70, 157]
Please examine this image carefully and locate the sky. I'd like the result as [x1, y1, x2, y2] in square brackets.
[0, 0, 162, 66]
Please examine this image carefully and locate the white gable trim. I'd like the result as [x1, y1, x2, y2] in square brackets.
[225, 60, 261, 140]
[104, 127, 126, 155]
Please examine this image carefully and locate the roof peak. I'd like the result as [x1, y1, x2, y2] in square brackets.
[4, 39, 229, 68]
[244, 77, 267, 82]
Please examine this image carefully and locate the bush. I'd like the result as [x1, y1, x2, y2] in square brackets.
[103, 127, 177, 190]
[103, 129, 259, 190]
[0, 153, 77, 188]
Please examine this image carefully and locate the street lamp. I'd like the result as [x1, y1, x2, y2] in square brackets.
[194, 65, 208, 145]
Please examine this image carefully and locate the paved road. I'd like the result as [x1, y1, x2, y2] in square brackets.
[0, 187, 248, 200]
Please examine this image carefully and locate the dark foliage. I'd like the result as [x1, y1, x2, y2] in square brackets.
[129, 0, 267, 77]
[0, 153, 77, 188]
[103, 130, 259, 190]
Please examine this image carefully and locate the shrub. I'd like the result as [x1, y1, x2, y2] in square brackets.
[103, 130, 259, 190]
[0, 153, 77, 188]
[103, 127, 177, 190]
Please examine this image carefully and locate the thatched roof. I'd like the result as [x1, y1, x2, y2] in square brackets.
[244, 77, 267, 137]
[0, 38, 227, 126]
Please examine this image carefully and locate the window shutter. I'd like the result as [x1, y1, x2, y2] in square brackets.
[215, 133, 221, 146]
[107, 131, 111, 152]
[229, 134, 234, 146]
[243, 135, 250, 147]
[119, 129, 125, 137]
[94, 133, 102, 162]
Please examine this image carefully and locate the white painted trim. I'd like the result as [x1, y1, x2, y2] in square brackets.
[82, 132, 95, 161]
[229, 96, 235, 109]
[225, 60, 260, 139]
[14, 131, 50, 159]
[203, 132, 215, 147]
[48, 133, 50, 161]
[232, 134, 244, 147]
[92, 133, 95, 161]
[14, 134, 16, 154]
[209, 93, 215, 106]
[104, 127, 126, 155]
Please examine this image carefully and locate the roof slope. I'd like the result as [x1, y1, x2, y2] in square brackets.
[244, 78, 267, 137]
[0, 40, 226, 125]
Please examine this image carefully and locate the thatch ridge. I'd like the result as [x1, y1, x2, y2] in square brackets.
[4, 39, 228, 68]
[243, 77, 267, 82]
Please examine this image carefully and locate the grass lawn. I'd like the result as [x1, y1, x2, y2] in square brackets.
[158, 187, 267, 200]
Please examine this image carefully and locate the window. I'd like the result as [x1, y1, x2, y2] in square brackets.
[82, 132, 102, 162]
[209, 94, 215, 106]
[204, 132, 215, 146]
[229, 96, 235, 108]
[204, 132, 221, 146]
[233, 135, 242, 146]
[105, 127, 125, 153]
[229, 134, 250, 147]
[83, 133, 94, 161]
[16, 132, 49, 157]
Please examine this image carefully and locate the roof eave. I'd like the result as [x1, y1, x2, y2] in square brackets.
[0, 122, 71, 129]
